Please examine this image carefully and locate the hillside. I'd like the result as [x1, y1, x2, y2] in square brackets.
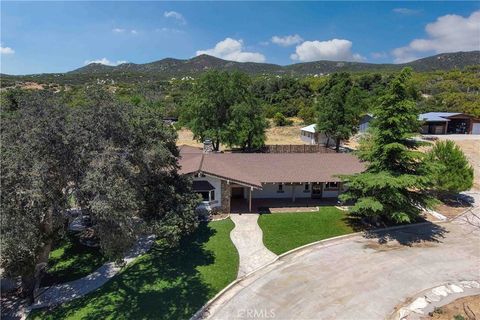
[2, 51, 479, 86]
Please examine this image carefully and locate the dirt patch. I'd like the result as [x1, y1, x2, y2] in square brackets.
[424, 295, 480, 320]
[434, 202, 472, 220]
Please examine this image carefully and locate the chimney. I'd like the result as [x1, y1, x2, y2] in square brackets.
[203, 139, 214, 153]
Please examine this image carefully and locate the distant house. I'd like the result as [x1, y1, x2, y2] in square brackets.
[300, 114, 374, 145]
[419, 112, 480, 135]
[178, 145, 365, 212]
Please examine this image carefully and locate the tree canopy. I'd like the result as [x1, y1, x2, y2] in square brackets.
[1, 89, 199, 300]
[340, 68, 432, 224]
[181, 70, 266, 151]
[316, 73, 364, 151]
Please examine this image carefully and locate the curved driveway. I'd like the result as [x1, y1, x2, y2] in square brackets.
[208, 200, 480, 320]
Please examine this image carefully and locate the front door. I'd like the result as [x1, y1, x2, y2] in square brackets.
[311, 183, 322, 199]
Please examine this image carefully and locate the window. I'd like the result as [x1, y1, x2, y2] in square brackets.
[325, 182, 339, 191]
[198, 190, 215, 202]
[304, 183, 310, 192]
[199, 191, 209, 201]
[277, 183, 284, 193]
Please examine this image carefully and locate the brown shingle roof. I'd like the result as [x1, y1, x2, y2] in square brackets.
[178, 151, 366, 188]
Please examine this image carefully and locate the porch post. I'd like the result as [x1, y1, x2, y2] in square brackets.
[292, 184, 296, 203]
[248, 187, 252, 212]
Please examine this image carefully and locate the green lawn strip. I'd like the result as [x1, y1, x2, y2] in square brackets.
[42, 234, 107, 286]
[30, 219, 238, 320]
[258, 207, 355, 255]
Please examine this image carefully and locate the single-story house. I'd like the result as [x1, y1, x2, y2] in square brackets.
[179, 145, 365, 212]
[300, 115, 373, 145]
[419, 112, 480, 135]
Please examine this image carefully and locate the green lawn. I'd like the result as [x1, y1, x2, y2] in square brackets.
[31, 219, 239, 320]
[41, 234, 107, 286]
[258, 207, 355, 255]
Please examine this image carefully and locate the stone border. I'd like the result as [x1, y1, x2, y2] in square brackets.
[390, 281, 480, 320]
[191, 220, 442, 320]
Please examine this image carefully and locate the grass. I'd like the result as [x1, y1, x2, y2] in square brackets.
[30, 219, 239, 320]
[258, 207, 355, 255]
[41, 234, 107, 286]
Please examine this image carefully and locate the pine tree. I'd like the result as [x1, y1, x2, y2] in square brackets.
[341, 68, 432, 224]
[427, 140, 473, 195]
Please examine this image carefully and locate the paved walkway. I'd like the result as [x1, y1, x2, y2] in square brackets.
[229, 214, 277, 278]
[30, 235, 155, 310]
[207, 199, 480, 319]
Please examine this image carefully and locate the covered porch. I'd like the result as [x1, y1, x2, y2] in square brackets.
[230, 197, 339, 213]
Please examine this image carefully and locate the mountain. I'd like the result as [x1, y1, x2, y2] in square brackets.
[69, 51, 480, 76]
[2, 51, 479, 86]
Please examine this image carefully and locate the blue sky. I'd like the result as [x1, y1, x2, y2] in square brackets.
[1, 1, 479, 75]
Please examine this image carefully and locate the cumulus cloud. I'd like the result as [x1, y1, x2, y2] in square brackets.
[164, 11, 186, 25]
[271, 34, 303, 47]
[290, 39, 365, 62]
[1, 46, 15, 55]
[112, 28, 125, 33]
[84, 58, 127, 66]
[196, 38, 266, 63]
[392, 10, 480, 63]
[393, 8, 421, 15]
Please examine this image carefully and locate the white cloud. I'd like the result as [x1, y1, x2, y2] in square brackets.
[84, 58, 127, 66]
[371, 51, 388, 59]
[392, 10, 480, 63]
[112, 28, 125, 33]
[290, 39, 365, 62]
[164, 11, 186, 25]
[196, 38, 266, 63]
[1, 46, 15, 55]
[393, 8, 421, 15]
[112, 28, 138, 35]
[130, 30, 138, 35]
[271, 34, 303, 47]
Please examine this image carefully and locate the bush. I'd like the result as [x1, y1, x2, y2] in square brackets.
[426, 140, 473, 195]
[273, 112, 293, 126]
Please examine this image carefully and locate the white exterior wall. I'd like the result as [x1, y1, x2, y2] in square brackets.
[192, 174, 222, 208]
[252, 183, 312, 199]
[300, 130, 316, 145]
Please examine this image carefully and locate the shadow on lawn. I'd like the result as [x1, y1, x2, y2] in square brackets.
[35, 224, 218, 320]
[41, 234, 107, 286]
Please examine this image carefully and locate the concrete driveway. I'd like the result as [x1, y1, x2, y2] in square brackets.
[207, 197, 480, 320]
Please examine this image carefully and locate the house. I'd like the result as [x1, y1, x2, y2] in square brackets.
[419, 112, 480, 135]
[178, 145, 365, 212]
[300, 124, 335, 146]
[300, 114, 373, 145]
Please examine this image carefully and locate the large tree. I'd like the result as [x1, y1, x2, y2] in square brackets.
[225, 101, 268, 151]
[340, 68, 432, 224]
[1, 89, 199, 301]
[181, 70, 259, 151]
[316, 73, 363, 152]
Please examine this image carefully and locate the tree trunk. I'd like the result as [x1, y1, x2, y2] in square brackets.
[335, 137, 341, 152]
[25, 206, 55, 304]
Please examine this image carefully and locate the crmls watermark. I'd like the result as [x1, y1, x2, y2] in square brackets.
[237, 308, 276, 319]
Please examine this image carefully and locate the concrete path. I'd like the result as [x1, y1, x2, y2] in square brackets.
[208, 202, 480, 319]
[229, 214, 277, 278]
[30, 235, 155, 310]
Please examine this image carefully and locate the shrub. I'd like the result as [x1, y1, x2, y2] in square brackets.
[273, 112, 293, 126]
[426, 140, 473, 195]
